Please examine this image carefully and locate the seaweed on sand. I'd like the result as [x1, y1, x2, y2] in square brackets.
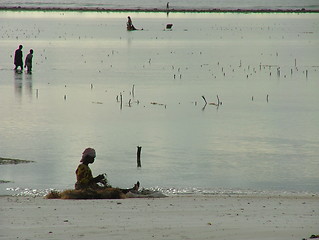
[45, 188, 167, 199]
[46, 188, 125, 199]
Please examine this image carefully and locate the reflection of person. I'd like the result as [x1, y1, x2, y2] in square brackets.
[127, 16, 136, 31]
[14, 45, 23, 70]
[24, 49, 33, 73]
[75, 148, 140, 193]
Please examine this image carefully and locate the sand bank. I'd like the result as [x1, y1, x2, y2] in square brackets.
[1, 195, 318, 240]
[0, 6, 318, 13]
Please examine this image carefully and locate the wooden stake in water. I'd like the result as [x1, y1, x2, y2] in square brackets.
[217, 95, 220, 106]
[202, 96, 207, 105]
[120, 93, 123, 109]
[132, 84, 135, 98]
[137, 146, 142, 167]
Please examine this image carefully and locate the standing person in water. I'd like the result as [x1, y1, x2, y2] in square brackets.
[75, 147, 140, 193]
[14, 45, 23, 71]
[24, 49, 33, 74]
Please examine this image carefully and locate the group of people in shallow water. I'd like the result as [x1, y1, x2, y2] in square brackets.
[14, 17, 135, 75]
[13, 17, 149, 73]
[75, 147, 140, 194]
[14, 45, 33, 73]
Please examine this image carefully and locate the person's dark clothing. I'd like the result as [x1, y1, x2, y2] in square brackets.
[14, 49, 23, 69]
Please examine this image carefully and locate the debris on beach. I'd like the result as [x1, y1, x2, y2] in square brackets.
[46, 188, 124, 199]
[45, 188, 167, 199]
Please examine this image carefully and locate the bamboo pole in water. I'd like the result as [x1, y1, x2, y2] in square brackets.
[137, 146, 142, 167]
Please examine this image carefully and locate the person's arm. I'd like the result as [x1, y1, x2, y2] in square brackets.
[93, 174, 105, 183]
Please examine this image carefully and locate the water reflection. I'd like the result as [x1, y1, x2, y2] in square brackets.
[14, 71, 23, 99]
[25, 72, 33, 98]
[13, 71, 33, 100]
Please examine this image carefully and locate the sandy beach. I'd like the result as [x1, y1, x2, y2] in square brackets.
[1, 195, 318, 240]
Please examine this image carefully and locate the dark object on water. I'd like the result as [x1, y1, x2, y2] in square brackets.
[127, 16, 137, 31]
[137, 146, 142, 167]
[0, 157, 34, 165]
[166, 24, 173, 29]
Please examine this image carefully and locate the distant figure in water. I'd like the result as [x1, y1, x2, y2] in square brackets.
[14, 45, 23, 71]
[75, 147, 140, 193]
[24, 49, 33, 74]
[127, 16, 137, 31]
[167, 2, 169, 9]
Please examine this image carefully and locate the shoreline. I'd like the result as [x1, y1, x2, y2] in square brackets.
[2, 185, 319, 198]
[0, 6, 318, 13]
[1, 195, 318, 240]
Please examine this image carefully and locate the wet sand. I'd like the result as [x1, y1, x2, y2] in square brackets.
[1, 195, 318, 240]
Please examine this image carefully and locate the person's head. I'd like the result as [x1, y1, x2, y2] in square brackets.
[19, 45, 23, 49]
[30, 49, 33, 54]
[80, 147, 96, 164]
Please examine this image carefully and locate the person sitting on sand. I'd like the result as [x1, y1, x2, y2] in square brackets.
[75, 147, 139, 193]
[127, 16, 137, 31]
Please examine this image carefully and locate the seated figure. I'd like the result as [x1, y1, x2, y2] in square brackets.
[75, 147, 139, 194]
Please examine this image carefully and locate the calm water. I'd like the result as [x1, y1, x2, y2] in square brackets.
[0, 11, 318, 196]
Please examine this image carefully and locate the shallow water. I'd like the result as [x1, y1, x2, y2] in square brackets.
[0, 11, 319, 196]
